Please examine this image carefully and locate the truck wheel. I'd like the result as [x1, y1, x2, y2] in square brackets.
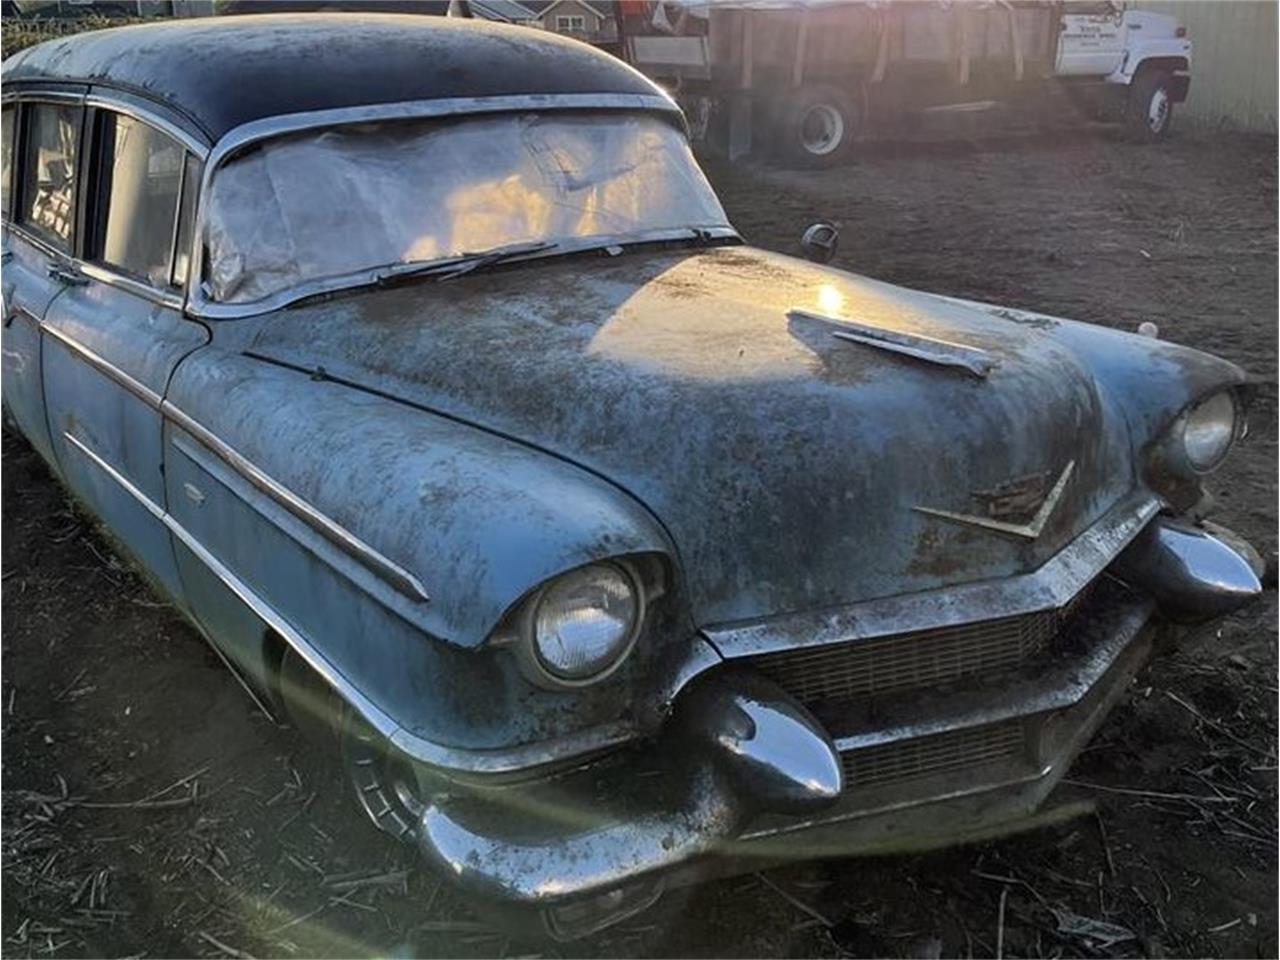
[781, 86, 857, 167]
[1126, 69, 1174, 141]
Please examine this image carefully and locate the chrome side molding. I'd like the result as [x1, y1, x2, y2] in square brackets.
[162, 400, 430, 604]
[59, 428, 634, 775]
[40, 319, 428, 604]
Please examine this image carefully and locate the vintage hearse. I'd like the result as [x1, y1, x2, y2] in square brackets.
[0, 14, 1262, 939]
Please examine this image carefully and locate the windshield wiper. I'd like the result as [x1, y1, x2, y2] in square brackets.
[374, 240, 558, 287]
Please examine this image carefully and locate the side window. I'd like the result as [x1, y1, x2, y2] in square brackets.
[20, 102, 81, 251]
[96, 113, 185, 287]
[171, 153, 201, 289]
[1, 104, 15, 220]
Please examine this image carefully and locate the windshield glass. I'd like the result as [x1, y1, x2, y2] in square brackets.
[203, 111, 730, 304]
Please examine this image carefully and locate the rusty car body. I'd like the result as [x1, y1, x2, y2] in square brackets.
[0, 13, 1262, 939]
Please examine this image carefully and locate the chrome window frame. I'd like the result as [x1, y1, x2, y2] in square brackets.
[0, 87, 212, 312]
[184, 92, 739, 320]
[8, 90, 87, 257]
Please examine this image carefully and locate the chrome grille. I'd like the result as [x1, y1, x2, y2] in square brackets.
[748, 586, 1094, 707]
[841, 721, 1026, 788]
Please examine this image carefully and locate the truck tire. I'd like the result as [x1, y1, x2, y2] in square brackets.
[779, 86, 858, 167]
[1126, 68, 1175, 141]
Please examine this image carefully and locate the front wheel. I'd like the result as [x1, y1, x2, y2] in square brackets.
[276, 645, 425, 841]
[1126, 69, 1175, 141]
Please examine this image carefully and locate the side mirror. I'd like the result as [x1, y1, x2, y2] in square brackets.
[800, 222, 839, 264]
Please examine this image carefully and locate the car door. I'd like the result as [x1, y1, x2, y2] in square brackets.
[40, 102, 208, 603]
[1, 94, 86, 469]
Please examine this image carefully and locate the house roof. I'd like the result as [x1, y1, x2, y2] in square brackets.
[470, 0, 537, 20]
[1, 13, 656, 142]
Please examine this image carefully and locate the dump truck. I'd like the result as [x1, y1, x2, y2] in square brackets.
[618, 0, 1192, 164]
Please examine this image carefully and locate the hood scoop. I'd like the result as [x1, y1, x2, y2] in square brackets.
[788, 308, 997, 379]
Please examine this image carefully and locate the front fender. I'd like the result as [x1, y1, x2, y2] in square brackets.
[164, 345, 684, 755]
[935, 296, 1249, 463]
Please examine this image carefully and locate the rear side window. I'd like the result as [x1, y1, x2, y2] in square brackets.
[1, 105, 15, 219]
[20, 102, 81, 251]
[97, 113, 185, 287]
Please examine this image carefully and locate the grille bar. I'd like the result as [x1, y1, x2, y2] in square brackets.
[841, 720, 1026, 788]
[748, 584, 1094, 707]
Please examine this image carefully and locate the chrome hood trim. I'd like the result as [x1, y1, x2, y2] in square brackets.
[788, 307, 997, 378]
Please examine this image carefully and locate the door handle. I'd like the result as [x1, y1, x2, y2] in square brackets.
[47, 265, 88, 287]
[1, 250, 12, 265]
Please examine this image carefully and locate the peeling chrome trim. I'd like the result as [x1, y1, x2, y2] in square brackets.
[788, 307, 997, 378]
[161, 400, 431, 605]
[915, 460, 1076, 540]
[40, 321, 163, 409]
[705, 493, 1161, 659]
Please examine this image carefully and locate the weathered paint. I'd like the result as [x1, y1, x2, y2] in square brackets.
[236, 245, 1241, 633]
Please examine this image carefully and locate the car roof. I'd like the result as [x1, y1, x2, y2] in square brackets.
[1, 13, 664, 143]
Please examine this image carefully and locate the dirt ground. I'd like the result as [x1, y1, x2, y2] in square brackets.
[3, 129, 1276, 959]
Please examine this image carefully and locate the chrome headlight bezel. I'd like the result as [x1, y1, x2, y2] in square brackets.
[1144, 388, 1248, 512]
[1179, 391, 1241, 474]
[512, 560, 647, 690]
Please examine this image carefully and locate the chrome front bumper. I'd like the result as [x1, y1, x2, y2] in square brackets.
[412, 518, 1261, 936]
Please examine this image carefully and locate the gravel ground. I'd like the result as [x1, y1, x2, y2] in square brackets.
[3, 129, 1276, 959]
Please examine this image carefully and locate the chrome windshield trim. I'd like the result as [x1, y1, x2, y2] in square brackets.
[40, 321, 164, 410]
[161, 400, 431, 604]
[704, 493, 1161, 659]
[207, 93, 683, 173]
[186, 92, 703, 317]
[187, 225, 740, 320]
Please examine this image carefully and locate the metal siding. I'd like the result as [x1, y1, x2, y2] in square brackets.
[1136, 0, 1278, 131]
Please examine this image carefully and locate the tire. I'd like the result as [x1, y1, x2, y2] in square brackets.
[778, 85, 858, 167]
[341, 708, 426, 842]
[1125, 68, 1175, 142]
[276, 646, 425, 842]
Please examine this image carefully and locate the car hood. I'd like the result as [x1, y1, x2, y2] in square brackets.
[243, 245, 1240, 627]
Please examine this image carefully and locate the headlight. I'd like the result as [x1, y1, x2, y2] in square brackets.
[1181, 392, 1238, 472]
[531, 563, 640, 683]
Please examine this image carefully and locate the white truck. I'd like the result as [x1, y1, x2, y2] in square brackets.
[619, 0, 1193, 164]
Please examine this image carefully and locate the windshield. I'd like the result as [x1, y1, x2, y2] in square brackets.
[203, 111, 730, 304]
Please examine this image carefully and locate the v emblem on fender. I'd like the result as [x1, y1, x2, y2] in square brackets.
[914, 461, 1076, 541]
